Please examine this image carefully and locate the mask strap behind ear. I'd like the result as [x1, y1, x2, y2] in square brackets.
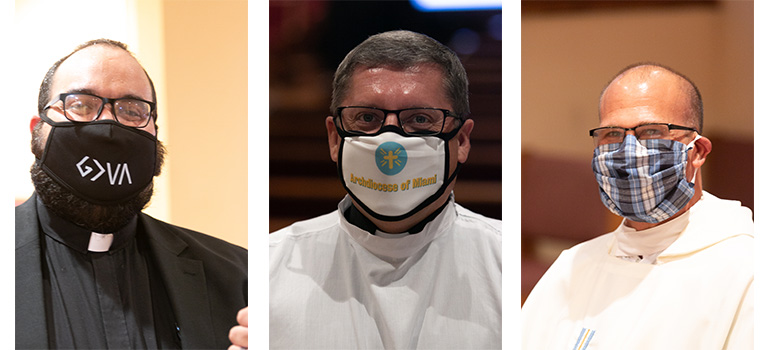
[686, 134, 702, 150]
[687, 135, 702, 184]
[689, 166, 698, 184]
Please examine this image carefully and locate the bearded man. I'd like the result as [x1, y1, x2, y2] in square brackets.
[16, 39, 248, 349]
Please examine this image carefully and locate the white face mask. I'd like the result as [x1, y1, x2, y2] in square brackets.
[338, 128, 458, 221]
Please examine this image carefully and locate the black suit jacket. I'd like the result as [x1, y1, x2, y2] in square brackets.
[15, 194, 248, 349]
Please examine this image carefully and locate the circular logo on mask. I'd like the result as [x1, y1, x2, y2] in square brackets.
[375, 141, 407, 175]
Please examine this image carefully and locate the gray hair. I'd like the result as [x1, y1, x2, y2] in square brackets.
[331, 30, 469, 118]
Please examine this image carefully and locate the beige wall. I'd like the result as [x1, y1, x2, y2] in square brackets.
[158, 0, 248, 248]
[523, 2, 753, 159]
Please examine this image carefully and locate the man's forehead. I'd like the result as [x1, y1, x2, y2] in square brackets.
[602, 70, 688, 113]
[347, 64, 446, 92]
[51, 44, 152, 98]
[344, 64, 448, 103]
[58, 44, 139, 72]
[352, 63, 438, 76]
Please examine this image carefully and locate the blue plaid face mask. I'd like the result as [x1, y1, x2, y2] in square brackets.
[592, 134, 700, 223]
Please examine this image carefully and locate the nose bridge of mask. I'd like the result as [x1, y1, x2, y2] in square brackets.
[378, 124, 408, 137]
[610, 134, 650, 161]
[609, 134, 645, 155]
[619, 133, 696, 155]
[628, 133, 697, 179]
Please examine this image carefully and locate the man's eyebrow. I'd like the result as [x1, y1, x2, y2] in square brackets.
[63, 88, 98, 96]
[63, 88, 151, 102]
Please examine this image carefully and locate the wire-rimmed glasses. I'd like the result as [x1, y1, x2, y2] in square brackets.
[589, 123, 698, 147]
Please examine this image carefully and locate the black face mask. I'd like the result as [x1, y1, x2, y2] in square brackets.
[37, 115, 157, 205]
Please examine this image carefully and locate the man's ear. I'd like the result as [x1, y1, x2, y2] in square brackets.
[691, 135, 712, 169]
[325, 116, 341, 163]
[456, 119, 474, 164]
[30, 115, 41, 133]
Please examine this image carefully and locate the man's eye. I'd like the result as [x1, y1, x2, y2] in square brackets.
[361, 114, 375, 122]
[119, 106, 142, 119]
[117, 102, 149, 121]
[68, 102, 94, 116]
[403, 112, 439, 125]
[638, 128, 664, 137]
[412, 115, 429, 124]
[356, 113, 379, 123]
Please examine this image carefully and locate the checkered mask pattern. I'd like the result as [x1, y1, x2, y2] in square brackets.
[592, 134, 698, 223]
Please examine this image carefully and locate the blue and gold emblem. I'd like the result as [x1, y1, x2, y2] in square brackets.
[375, 141, 407, 175]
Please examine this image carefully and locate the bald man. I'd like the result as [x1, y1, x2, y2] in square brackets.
[522, 63, 753, 349]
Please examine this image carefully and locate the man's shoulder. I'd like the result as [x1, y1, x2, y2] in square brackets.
[680, 191, 754, 248]
[698, 191, 754, 225]
[139, 212, 247, 261]
[553, 232, 615, 266]
[270, 210, 340, 245]
[15, 196, 40, 249]
[15, 195, 38, 221]
[453, 203, 501, 237]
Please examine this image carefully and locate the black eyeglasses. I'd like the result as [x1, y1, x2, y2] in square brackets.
[335, 106, 463, 136]
[589, 123, 698, 146]
[44, 92, 156, 128]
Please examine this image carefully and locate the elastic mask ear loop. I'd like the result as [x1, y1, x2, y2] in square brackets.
[686, 135, 702, 184]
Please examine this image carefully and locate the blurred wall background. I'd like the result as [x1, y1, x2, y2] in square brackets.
[269, 0, 503, 232]
[521, 0, 753, 303]
[11, 0, 247, 248]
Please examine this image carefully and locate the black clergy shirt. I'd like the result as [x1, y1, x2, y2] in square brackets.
[37, 199, 180, 349]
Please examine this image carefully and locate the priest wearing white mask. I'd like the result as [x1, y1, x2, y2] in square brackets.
[269, 30, 502, 349]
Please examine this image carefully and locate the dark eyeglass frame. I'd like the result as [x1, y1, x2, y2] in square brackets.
[44, 92, 156, 128]
[589, 123, 698, 144]
[335, 106, 464, 136]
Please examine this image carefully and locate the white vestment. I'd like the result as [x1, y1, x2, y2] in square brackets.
[270, 196, 502, 349]
[522, 192, 753, 350]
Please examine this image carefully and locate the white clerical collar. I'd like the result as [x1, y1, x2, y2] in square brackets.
[612, 209, 692, 264]
[338, 195, 456, 262]
[87, 232, 114, 252]
[374, 230, 410, 238]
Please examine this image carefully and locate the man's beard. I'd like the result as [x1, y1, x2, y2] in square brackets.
[30, 123, 167, 233]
